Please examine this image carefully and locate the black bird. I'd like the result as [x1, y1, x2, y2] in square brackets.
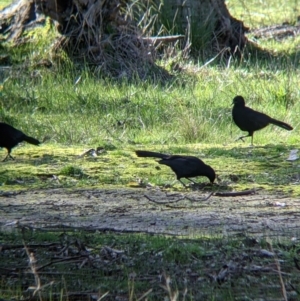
[135, 150, 216, 186]
[232, 95, 293, 145]
[0, 122, 41, 161]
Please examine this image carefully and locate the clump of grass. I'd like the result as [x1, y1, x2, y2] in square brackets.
[59, 165, 85, 178]
[177, 114, 211, 143]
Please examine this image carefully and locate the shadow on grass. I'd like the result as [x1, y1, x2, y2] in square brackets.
[1, 229, 300, 301]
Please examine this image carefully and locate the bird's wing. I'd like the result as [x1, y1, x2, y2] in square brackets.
[0, 124, 25, 149]
[234, 107, 270, 131]
[161, 156, 203, 172]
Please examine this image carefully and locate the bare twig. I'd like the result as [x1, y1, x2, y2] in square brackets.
[144, 194, 186, 205]
[294, 257, 300, 271]
[144, 191, 213, 206]
[22, 238, 42, 300]
[214, 189, 256, 197]
[0, 242, 60, 251]
[269, 242, 288, 301]
[144, 192, 214, 209]
[143, 35, 185, 45]
[36, 256, 87, 272]
[136, 288, 153, 301]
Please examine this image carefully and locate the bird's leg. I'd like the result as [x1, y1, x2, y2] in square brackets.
[8, 148, 15, 160]
[236, 132, 252, 143]
[2, 150, 8, 161]
[2, 150, 14, 162]
[178, 179, 188, 188]
[236, 135, 247, 142]
[2, 155, 14, 161]
[186, 178, 199, 184]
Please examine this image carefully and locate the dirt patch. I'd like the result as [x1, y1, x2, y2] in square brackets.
[1, 188, 300, 236]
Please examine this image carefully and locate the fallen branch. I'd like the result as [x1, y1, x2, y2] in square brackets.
[26, 225, 183, 236]
[144, 194, 186, 205]
[214, 189, 256, 197]
[0, 242, 60, 251]
[36, 256, 87, 272]
[144, 191, 213, 206]
[143, 35, 185, 46]
[0, 191, 23, 197]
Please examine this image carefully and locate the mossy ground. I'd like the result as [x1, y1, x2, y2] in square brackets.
[0, 141, 299, 196]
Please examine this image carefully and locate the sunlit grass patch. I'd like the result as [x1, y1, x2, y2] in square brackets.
[0, 0, 11, 9]
[3, 143, 299, 194]
[227, 0, 300, 29]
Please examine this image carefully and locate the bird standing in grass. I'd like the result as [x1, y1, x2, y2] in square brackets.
[0, 122, 41, 161]
[232, 95, 293, 145]
[135, 150, 215, 187]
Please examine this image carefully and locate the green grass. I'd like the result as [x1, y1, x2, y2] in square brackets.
[226, 0, 300, 28]
[0, 142, 299, 196]
[0, 0, 10, 9]
[0, 64, 299, 144]
[1, 229, 300, 300]
[0, 1, 300, 193]
[0, 1, 298, 216]
[1, 1, 300, 300]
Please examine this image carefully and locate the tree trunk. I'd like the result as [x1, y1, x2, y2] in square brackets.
[0, 0, 248, 76]
[1, 0, 156, 78]
[154, 0, 248, 55]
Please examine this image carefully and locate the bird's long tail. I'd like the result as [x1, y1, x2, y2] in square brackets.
[135, 150, 168, 158]
[23, 135, 41, 145]
[269, 118, 293, 131]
